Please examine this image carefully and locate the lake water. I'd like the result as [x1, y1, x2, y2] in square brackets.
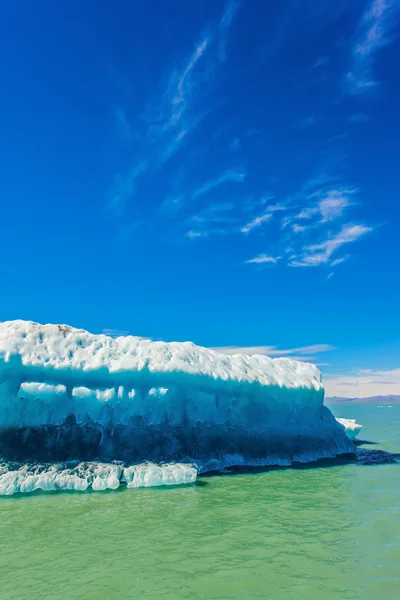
[0, 405, 399, 600]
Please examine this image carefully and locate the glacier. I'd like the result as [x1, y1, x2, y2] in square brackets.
[0, 320, 357, 494]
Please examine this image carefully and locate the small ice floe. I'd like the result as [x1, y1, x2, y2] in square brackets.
[335, 417, 362, 439]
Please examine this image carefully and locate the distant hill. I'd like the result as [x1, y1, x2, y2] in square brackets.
[325, 395, 400, 404]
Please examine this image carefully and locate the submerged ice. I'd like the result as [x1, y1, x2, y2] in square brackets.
[0, 320, 356, 493]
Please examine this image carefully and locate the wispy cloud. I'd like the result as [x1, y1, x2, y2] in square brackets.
[192, 167, 246, 200]
[312, 56, 331, 68]
[283, 187, 356, 233]
[290, 223, 372, 267]
[102, 328, 130, 338]
[201, 202, 236, 219]
[185, 226, 228, 239]
[292, 223, 310, 234]
[103, 328, 154, 341]
[268, 163, 373, 269]
[185, 230, 206, 239]
[329, 133, 348, 143]
[241, 212, 273, 234]
[297, 116, 321, 129]
[347, 112, 370, 123]
[213, 343, 335, 358]
[267, 203, 288, 213]
[149, 37, 211, 161]
[326, 272, 334, 282]
[324, 367, 400, 397]
[219, 1, 241, 62]
[114, 108, 133, 142]
[229, 137, 241, 151]
[148, 2, 241, 163]
[185, 202, 237, 239]
[318, 189, 355, 222]
[173, 39, 209, 114]
[106, 160, 148, 216]
[245, 254, 281, 265]
[159, 194, 186, 217]
[107, 1, 243, 231]
[331, 255, 349, 266]
[345, 0, 400, 94]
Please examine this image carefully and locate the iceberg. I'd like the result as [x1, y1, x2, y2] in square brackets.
[0, 320, 355, 489]
[336, 418, 362, 439]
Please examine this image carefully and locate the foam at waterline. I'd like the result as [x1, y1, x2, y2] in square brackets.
[0, 461, 198, 495]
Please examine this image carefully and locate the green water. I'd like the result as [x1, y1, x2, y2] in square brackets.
[0, 405, 399, 600]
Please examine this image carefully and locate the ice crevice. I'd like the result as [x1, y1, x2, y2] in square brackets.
[0, 320, 357, 492]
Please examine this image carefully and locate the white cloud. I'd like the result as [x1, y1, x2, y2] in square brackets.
[345, 0, 400, 94]
[192, 167, 246, 200]
[145, 36, 211, 163]
[292, 224, 309, 233]
[213, 343, 335, 357]
[331, 255, 349, 266]
[185, 230, 205, 239]
[290, 223, 372, 267]
[147, 1, 240, 162]
[170, 38, 209, 127]
[245, 254, 281, 265]
[326, 272, 334, 281]
[266, 203, 288, 213]
[299, 188, 354, 222]
[318, 189, 353, 222]
[297, 206, 318, 220]
[241, 212, 273, 234]
[283, 187, 355, 236]
[324, 367, 400, 397]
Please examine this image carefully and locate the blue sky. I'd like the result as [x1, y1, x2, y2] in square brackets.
[0, 0, 399, 396]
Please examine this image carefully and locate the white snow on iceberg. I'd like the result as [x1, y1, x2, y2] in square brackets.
[0, 320, 355, 484]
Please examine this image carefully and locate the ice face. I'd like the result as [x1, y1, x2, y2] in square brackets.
[0, 320, 355, 475]
[336, 418, 362, 439]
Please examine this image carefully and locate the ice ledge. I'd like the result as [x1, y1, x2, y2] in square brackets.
[0, 320, 323, 396]
[0, 320, 354, 468]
